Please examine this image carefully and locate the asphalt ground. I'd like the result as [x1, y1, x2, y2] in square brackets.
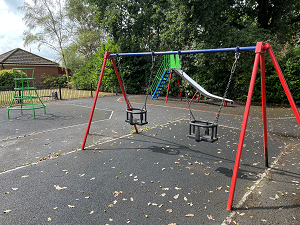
[0, 94, 299, 224]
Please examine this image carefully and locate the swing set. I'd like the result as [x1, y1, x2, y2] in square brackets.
[81, 42, 300, 210]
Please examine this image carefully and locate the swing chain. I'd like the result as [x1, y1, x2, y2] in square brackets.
[179, 54, 196, 122]
[142, 53, 155, 111]
[117, 56, 132, 109]
[213, 51, 240, 124]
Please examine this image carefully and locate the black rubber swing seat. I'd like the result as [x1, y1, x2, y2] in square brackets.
[187, 120, 218, 142]
[125, 108, 148, 126]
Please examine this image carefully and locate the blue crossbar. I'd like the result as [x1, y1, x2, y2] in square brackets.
[110, 46, 256, 57]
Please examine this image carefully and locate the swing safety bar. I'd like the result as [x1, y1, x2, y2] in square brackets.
[110, 46, 256, 57]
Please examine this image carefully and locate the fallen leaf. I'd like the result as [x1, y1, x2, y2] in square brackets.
[207, 215, 214, 220]
[3, 210, 11, 213]
[48, 217, 52, 221]
[21, 175, 29, 178]
[162, 188, 169, 190]
[53, 207, 58, 210]
[217, 187, 222, 190]
[89, 211, 94, 214]
[162, 168, 166, 171]
[109, 218, 113, 221]
[12, 188, 18, 190]
[175, 187, 181, 190]
[185, 214, 194, 217]
[184, 197, 188, 201]
[90, 177, 95, 180]
[85, 196, 90, 199]
[166, 209, 173, 213]
[68, 205, 75, 208]
[54, 185, 67, 190]
[269, 194, 279, 200]
[187, 202, 193, 206]
[173, 194, 179, 199]
[113, 191, 122, 197]
[161, 193, 166, 196]
[130, 198, 134, 201]
[158, 204, 163, 208]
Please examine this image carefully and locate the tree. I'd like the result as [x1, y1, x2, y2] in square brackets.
[65, 0, 106, 59]
[20, 0, 73, 83]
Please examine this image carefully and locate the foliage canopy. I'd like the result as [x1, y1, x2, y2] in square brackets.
[68, 0, 300, 104]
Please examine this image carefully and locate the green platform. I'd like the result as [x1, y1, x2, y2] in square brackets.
[7, 68, 46, 119]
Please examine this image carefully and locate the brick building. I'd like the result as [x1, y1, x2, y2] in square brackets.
[0, 48, 71, 84]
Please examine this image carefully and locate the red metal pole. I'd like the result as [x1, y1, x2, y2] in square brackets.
[189, 91, 198, 104]
[265, 43, 300, 126]
[197, 92, 201, 102]
[165, 70, 173, 103]
[176, 73, 182, 100]
[81, 52, 111, 150]
[260, 53, 269, 167]
[111, 58, 139, 134]
[227, 43, 262, 210]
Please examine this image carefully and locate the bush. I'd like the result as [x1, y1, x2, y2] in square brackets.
[71, 39, 119, 91]
[0, 69, 21, 89]
[40, 74, 69, 88]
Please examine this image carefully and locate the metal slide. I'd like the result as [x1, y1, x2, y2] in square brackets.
[173, 68, 233, 103]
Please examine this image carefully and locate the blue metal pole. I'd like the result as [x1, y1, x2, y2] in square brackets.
[110, 46, 256, 57]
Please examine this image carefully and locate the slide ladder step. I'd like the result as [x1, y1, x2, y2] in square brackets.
[151, 70, 171, 99]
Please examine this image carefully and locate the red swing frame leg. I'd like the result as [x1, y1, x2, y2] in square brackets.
[81, 52, 138, 150]
[266, 43, 300, 124]
[81, 52, 111, 150]
[226, 44, 261, 210]
[260, 53, 268, 167]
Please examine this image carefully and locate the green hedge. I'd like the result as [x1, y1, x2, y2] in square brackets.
[0, 69, 21, 88]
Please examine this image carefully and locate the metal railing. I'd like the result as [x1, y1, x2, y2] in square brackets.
[0, 84, 110, 106]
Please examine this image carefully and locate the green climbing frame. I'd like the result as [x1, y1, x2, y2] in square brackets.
[7, 68, 46, 119]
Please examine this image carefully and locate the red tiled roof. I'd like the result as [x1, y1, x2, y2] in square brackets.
[0, 48, 59, 66]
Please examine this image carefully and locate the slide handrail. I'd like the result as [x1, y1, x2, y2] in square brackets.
[173, 68, 233, 103]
